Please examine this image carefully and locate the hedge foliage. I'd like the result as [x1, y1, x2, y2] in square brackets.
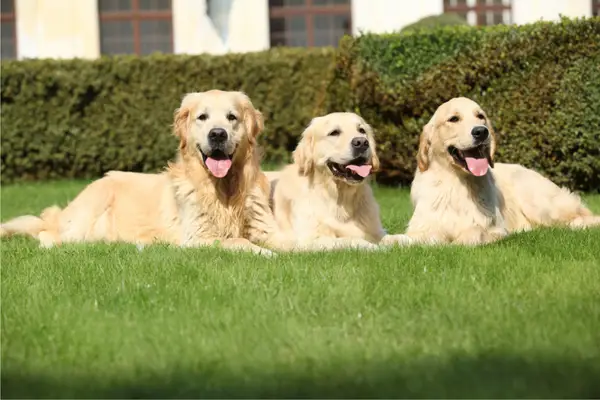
[400, 13, 468, 33]
[0, 48, 334, 182]
[324, 17, 600, 191]
[1, 18, 599, 191]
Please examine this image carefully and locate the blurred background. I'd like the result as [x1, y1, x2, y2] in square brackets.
[1, 0, 598, 60]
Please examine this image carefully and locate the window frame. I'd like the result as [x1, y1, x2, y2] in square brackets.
[443, 0, 512, 26]
[269, 0, 352, 48]
[1, 0, 17, 59]
[98, 0, 173, 56]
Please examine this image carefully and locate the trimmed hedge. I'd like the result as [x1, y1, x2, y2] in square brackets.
[324, 17, 600, 192]
[0, 48, 334, 182]
[400, 13, 468, 33]
[2, 18, 599, 191]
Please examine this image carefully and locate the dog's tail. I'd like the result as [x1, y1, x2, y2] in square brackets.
[0, 206, 62, 240]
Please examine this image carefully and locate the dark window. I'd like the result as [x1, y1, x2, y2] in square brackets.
[98, 0, 173, 55]
[593, 0, 600, 17]
[444, 0, 511, 26]
[269, 0, 351, 47]
[1, 0, 17, 60]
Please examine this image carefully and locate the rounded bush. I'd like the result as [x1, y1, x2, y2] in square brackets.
[325, 17, 600, 192]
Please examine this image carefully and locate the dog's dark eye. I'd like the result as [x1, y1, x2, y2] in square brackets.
[329, 129, 341, 137]
[358, 127, 366, 134]
[197, 114, 208, 121]
[227, 113, 237, 122]
[476, 113, 485, 120]
[448, 116, 460, 123]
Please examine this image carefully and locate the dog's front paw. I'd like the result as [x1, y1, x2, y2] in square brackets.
[346, 239, 381, 251]
[38, 231, 58, 249]
[254, 246, 277, 258]
[379, 234, 413, 247]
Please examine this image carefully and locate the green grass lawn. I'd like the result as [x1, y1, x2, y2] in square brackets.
[2, 180, 600, 398]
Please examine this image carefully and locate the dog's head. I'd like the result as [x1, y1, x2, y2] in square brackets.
[173, 90, 264, 178]
[417, 97, 496, 177]
[293, 112, 380, 185]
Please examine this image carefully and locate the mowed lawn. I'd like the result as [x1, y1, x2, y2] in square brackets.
[1, 180, 600, 399]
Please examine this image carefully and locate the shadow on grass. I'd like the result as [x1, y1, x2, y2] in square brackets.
[2, 353, 599, 399]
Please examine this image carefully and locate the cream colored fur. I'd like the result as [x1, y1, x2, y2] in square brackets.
[406, 97, 600, 245]
[268, 112, 410, 251]
[0, 90, 283, 256]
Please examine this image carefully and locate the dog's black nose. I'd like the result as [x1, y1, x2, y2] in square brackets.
[471, 126, 489, 142]
[208, 128, 228, 143]
[351, 137, 369, 151]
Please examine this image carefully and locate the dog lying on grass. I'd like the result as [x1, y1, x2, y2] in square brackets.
[1, 90, 281, 256]
[404, 97, 600, 245]
[267, 112, 410, 251]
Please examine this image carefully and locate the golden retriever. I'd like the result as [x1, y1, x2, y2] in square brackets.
[405, 97, 600, 245]
[0, 90, 281, 256]
[268, 112, 410, 251]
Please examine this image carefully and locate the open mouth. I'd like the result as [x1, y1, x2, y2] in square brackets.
[327, 157, 373, 183]
[448, 144, 492, 177]
[198, 146, 234, 178]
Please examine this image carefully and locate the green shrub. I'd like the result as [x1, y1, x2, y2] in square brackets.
[325, 17, 600, 191]
[0, 48, 334, 183]
[2, 18, 599, 192]
[401, 13, 468, 33]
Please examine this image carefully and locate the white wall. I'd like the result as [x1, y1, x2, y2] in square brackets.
[14, 0, 270, 59]
[512, 0, 591, 25]
[11, 0, 596, 59]
[352, 0, 443, 34]
[16, 0, 99, 59]
[227, 0, 270, 52]
[173, 0, 224, 54]
[351, 0, 593, 35]
[173, 0, 269, 55]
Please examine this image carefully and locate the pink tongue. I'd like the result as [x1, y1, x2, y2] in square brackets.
[346, 164, 372, 178]
[205, 157, 232, 178]
[465, 157, 489, 177]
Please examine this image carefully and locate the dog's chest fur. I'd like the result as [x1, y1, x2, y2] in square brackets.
[169, 165, 248, 241]
[412, 168, 505, 237]
[194, 186, 246, 238]
[310, 182, 374, 240]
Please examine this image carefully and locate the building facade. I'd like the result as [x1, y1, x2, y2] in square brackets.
[1, 0, 597, 60]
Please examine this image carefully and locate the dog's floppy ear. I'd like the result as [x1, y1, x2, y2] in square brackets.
[365, 124, 381, 172]
[417, 118, 434, 172]
[173, 94, 194, 151]
[371, 149, 381, 173]
[486, 116, 496, 168]
[293, 120, 317, 176]
[239, 93, 264, 145]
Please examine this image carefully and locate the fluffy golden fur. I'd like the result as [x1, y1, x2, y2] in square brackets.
[1, 90, 281, 256]
[268, 112, 410, 251]
[405, 97, 600, 245]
